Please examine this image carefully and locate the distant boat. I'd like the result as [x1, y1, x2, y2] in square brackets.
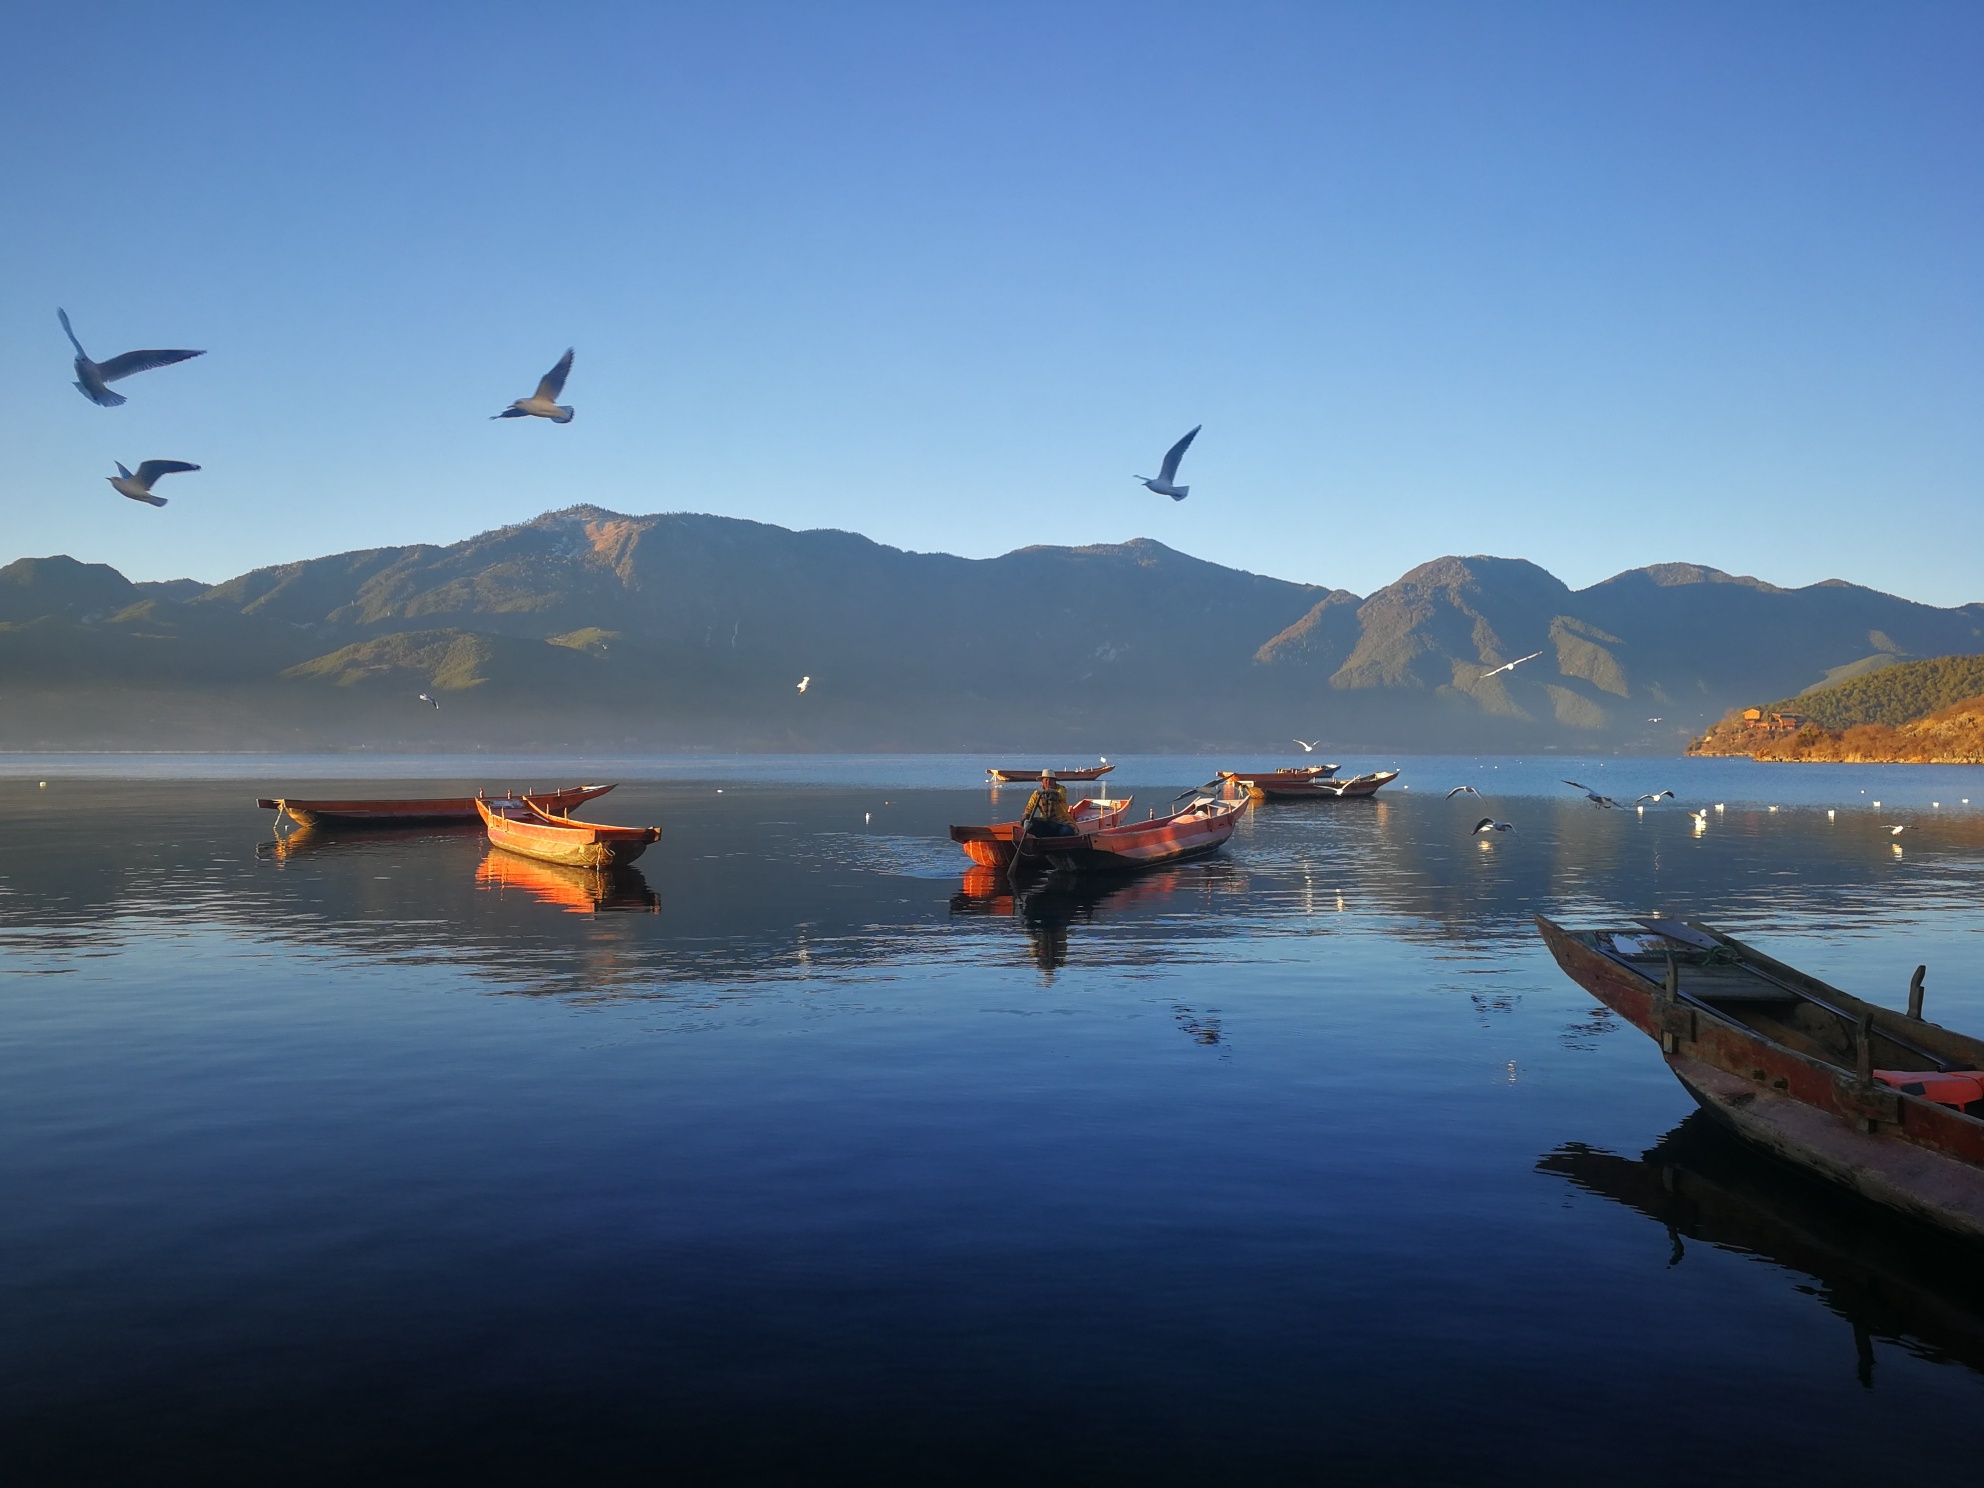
[477, 796, 661, 870]
[258, 783, 614, 828]
[1538, 915, 1984, 1242]
[1017, 795, 1244, 873]
[1220, 767, 1396, 800]
[987, 764, 1116, 783]
[949, 796, 1132, 868]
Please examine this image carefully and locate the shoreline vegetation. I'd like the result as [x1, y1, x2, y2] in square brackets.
[1687, 653, 1984, 764]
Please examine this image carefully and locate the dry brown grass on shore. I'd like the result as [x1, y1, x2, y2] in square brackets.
[1689, 694, 1984, 764]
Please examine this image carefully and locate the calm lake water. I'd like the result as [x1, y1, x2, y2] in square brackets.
[4, 754, 1984, 1484]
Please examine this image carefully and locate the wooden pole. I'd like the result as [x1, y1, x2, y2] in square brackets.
[1908, 965, 1926, 1020]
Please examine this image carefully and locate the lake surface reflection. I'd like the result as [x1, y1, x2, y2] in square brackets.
[3, 759, 1982, 1484]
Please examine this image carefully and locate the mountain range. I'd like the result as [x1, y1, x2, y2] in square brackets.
[4, 506, 1980, 753]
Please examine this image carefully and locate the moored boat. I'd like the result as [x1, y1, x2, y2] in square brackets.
[987, 764, 1115, 783]
[1017, 794, 1244, 873]
[1220, 767, 1396, 800]
[949, 796, 1133, 868]
[259, 783, 615, 828]
[1537, 914, 1984, 1242]
[476, 795, 661, 869]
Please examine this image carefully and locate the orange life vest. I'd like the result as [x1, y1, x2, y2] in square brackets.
[1873, 1069, 1984, 1111]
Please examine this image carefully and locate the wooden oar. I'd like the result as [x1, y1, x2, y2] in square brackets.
[1007, 791, 1040, 886]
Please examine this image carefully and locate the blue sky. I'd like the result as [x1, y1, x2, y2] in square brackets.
[2, 2, 1978, 603]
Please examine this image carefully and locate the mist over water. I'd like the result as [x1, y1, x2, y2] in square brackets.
[4, 757, 1982, 1483]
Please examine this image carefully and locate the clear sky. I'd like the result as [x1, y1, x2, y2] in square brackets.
[2, 2, 1978, 604]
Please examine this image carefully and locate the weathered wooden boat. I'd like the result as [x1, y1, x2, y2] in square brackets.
[987, 764, 1115, 783]
[1220, 767, 1395, 800]
[475, 852, 659, 914]
[476, 795, 661, 869]
[1016, 795, 1244, 873]
[949, 796, 1133, 868]
[258, 783, 615, 828]
[1538, 914, 1984, 1242]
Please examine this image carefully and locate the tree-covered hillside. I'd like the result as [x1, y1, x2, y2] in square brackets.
[1776, 654, 1984, 729]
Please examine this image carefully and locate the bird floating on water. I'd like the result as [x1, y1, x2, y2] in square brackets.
[1884, 824, 1906, 836]
[493, 348, 575, 423]
[107, 460, 198, 507]
[418, 693, 439, 709]
[1480, 650, 1543, 679]
[59, 309, 204, 408]
[1137, 425, 1200, 501]
[1688, 810, 1708, 827]
[1563, 780, 1621, 808]
[1446, 785, 1481, 799]
[1472, 817, 1515, 834]
[1633, 791, 1674, 804]
[796, 676, 810, 693]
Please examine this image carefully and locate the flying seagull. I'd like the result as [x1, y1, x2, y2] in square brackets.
[1137, 425, 1200, 501]
[493, 348, 575, 423]
[796, 676, 810, 693]
[1446, 785, 1482, 799]
[107, 460, 198, 507]
[418, 693, 440, 709]
[1481, 650, 1543, 679]
[1633, 791, 1674, 804]
[59, 309, 204, 408]
[1563, 780, 1621, 808]
[1472, 817, 1515, 834]
[1884, 824, 1906, 836]
[1293, 739, 1319, 753]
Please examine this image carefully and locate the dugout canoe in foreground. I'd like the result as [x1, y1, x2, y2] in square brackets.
[1537, 914, 1984, 1243]
[949, 795, 1133, 868]
[476, 795, 662, 870]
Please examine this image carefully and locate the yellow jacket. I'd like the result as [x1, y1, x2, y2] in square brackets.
[1024, 781, 1072, 824]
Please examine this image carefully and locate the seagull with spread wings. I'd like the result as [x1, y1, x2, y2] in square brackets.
[1634, 791, 1674, 804]
[1472, 817, 1514, 834]
[107, 460, 198, 507]
[418, 693, 440, 709]
[1480, 650, 1543, 679]
[1293, 739, 1319, 753]
[1137, 425, 1200, 501]
[493, 348, 576, 423]
[796, 676, 810, 693]
[1446, 785, 1482, 799]
[1563, 780, 1621, 808]
[59, 309, 204, 408]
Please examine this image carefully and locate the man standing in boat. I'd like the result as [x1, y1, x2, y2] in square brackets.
[1023, 770, 1078, 838]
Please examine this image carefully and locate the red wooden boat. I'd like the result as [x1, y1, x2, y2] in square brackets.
[1016, 795, 1244, 873]
[476, 795, 661, 869]
[987, 764, 1115, 783]
[1220, 767, 1395, 800]
[949, 796, 1133, 868]
[259, 783, 614, 828]
[1538, 914, 1984, 1242]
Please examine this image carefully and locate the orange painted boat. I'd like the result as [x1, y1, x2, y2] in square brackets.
[259, 783, 615, 828]
[1538, 915, 1984, 1242]
[1017, 795, 1244, 873]
[1221, 767, 1396, 800]
[949, 796, 1133, 868]
[987, 764, 1115, 783]
[476, 795, 661, 869]
[475, 852, 659, 914]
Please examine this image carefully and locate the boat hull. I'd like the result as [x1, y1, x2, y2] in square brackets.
[476, 797, 660, 869]
[261, 783, 614, 828]
[1022, 798, 1243, 873]
[987, 765, 1115, 783]
[950, 797, 1131, 867]
[1223, 768, 1394, 800]
[1537, 914, 1984, 1242]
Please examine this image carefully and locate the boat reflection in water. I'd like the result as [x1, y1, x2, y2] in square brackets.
[258, 821, 483, 859]
[951, 864, 1225, 976]
[1540, 1112, 1984, 1385]
[475, 850, 660, 915]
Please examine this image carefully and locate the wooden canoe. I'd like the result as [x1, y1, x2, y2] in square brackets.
[259, 782, 615, 828]
[1537, 914, 1984, 1242]
[987, 765, 1115, 783]
[949, 796, 1133, 868]
[1018, 795, 1244, 873]
[1220, 767, 1396, 800]
[476, 795, 661, 869]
